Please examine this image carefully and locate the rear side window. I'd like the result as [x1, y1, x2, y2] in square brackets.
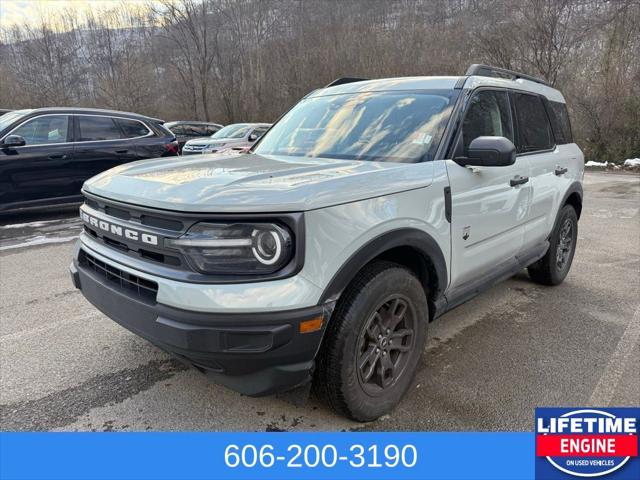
[77, 116, 122, 141]
[547, 101, 573, 144]
[513, 93, 553, 153]
[117, 119, 150, 138]
[460, 90, 513, 156]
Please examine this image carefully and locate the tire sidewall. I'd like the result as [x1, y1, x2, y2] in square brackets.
[337, 267, 428, 421]
[549, 205, 578, 283]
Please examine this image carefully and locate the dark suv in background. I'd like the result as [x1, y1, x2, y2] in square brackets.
[164, 121, 223, 152]
[0, 108, 178, 213]
[0, 108, 178, 214]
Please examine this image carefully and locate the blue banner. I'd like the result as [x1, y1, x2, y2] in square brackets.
[1, 432, 532, 480]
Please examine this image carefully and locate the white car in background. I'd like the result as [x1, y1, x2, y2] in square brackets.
[181, 123, 271, 155]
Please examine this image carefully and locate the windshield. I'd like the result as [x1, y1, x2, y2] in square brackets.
[211, 124, 252, 139]
[253, 90, 457, 162]
[0, 109, 32, 132]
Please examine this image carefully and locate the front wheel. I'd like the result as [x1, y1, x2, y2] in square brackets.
[528, 204, 578, 285]
[315, 261, 428, 422]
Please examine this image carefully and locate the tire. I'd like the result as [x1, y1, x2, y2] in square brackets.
[528, 204, 578, 286]
[315, 261, 428, 422]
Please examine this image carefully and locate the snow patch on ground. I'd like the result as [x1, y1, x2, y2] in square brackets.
[585, 160, 609, 167]
[624, 158, 640, 167]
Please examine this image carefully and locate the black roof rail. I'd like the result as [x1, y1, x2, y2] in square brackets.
[465, 64, 550, 87]
[325, 77, 369, 88]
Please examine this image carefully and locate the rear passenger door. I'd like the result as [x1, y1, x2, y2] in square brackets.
[71, 115, 140, 192]
[511, 92, 563, 250]
[446, 89, 531, 291]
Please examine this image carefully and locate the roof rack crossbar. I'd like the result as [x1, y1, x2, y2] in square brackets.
[465, 64, 550, 87]
[325, 77, 369, 88]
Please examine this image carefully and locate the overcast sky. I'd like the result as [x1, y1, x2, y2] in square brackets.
[0, 0, 161, 31]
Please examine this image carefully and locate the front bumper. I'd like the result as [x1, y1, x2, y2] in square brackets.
[71, 254, 333, 396]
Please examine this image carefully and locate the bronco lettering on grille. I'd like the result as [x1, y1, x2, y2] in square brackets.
[81, 211, 158, 246]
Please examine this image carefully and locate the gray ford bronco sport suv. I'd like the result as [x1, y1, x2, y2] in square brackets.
[71, 65, 583, 421]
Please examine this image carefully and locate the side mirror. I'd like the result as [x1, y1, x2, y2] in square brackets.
[455, 136, 516, 167]
[248, 133, 258, 142]
[1, 134, 26, 148]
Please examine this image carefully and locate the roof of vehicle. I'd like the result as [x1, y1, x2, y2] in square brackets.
[165, 120, 224, 127]
[312, 74, 565, 103]
[18, 107, 164, 123]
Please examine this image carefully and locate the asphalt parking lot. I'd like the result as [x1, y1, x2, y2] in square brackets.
[1, 172, 638, 432]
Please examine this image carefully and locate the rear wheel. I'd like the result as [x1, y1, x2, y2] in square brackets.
[315, 261, 428, 422]
[528, 204, 578, 285]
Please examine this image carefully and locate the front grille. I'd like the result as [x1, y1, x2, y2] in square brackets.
[79, 250, 158, 302]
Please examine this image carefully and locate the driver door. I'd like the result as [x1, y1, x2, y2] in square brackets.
[446, 89, 531, 291]
[0, 114, 75, 208]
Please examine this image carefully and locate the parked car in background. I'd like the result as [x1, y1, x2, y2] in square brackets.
[0, 109, 13, 116]
[182, 123, 270, 155]
[0, 107, 178, 214]
[165, 121, 223, 152]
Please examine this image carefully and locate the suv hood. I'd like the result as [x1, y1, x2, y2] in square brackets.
[186, 137, 242, 147]
[83, 153, 433, 212]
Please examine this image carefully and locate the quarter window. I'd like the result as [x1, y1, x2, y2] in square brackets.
[77, 116, 122, 141]
[11, 115, 70, 145]
[513, 93, 553, 153]
[117, 119, 150, 138]
[460, 90, 513, 156]
[547, 101, 573, 144]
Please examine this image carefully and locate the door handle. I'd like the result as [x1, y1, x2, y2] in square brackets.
[555, 166, 568, 176]
[48, 154, 67, 160]
[510, 175, 529, 187]
[116, 149, 128, 154]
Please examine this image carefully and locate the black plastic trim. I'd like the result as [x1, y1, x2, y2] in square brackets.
[466, 64, 550, 86]
[436, 240, 549, 318]
[73, 257, 335, 396]
[318, 228, 447, 304]
[444, 186, 452, 223]
[325, 77, 369, 88]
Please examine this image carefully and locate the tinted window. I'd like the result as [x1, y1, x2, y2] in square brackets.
[168, 124, 185, 135]
[460, 90, 513, 155]
[548, 101, 573, 144]
[205, 126, 220, 136]
[117, 119, 149, 138]
[11, 115, 70, 145]
[254, 91, 457, 163]
[513, 93, 553, 152]
[212, 124, 253, 139]
[250, 127, 268, 140]
[77, 116, 122, 141]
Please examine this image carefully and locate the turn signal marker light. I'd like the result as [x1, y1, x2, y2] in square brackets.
[299, 316, 323, 334]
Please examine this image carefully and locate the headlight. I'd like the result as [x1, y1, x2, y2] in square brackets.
[166, 222, 294, 275]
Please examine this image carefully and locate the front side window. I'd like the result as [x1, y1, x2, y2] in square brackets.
[513, 93, 553, 153]
[254, 90, 458, 163]
[77, 116, 122, 141]
[11, 115, 70, 145]
[117, 119, 150, 138]
[459, 90, 513, 156]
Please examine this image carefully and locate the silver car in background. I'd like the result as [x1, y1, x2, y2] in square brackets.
[182, 123, 271, 155]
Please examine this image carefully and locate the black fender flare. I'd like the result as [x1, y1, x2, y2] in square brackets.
[318, 228, 448, 304]
[560, 181, 583, 218]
